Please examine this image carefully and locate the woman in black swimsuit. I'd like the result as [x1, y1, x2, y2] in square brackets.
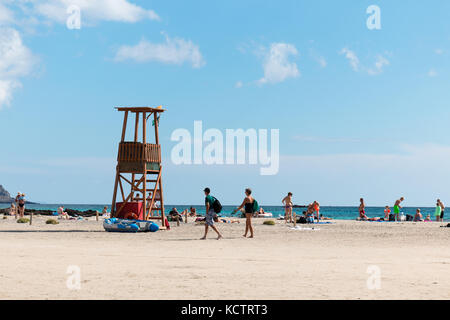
[233, 188, 255, 238]
[18, 193, 25, 218]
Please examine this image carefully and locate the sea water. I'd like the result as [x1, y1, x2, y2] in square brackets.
[0, 203, 446, 221]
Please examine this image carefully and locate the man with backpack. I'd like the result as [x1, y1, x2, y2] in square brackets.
[200, 188, 223, 240]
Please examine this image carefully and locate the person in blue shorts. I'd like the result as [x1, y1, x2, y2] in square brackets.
[200, 188, 223, 240]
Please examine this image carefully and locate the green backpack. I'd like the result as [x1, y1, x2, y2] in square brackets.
[252, 199, 259, 212]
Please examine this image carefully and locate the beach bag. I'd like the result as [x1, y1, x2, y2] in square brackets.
[252, 200, 259, 213]
[389, 213, 395, 221]
[406, 214, 413, 222]
[212, 197, 222, 213]
[298, 216, 307, 224]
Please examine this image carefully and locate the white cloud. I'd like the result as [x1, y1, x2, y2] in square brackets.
[235, 81, 243, 88]
[0, 28, 36, 109]
[341, 48, 389, 76]
[340, 47, 360, 71]
[114, 33, 205, 68]
[16, 0, 159, 25]
[309, 49, 327, 68]
[316, 56, 327, 68]
[0, 3, 14, 25]
[293, 135, 361, 143]
[435, 49, 444, 55]
[428, 69, 438, 77]
[258, 43, 299, 84]
[367, 55, 390, 75]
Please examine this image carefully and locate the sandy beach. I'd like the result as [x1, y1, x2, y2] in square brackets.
[0, 216, 449, 300]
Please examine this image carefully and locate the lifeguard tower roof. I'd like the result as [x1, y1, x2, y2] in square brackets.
[115, 106, 165, 113]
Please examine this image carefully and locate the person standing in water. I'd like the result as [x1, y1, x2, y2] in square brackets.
[437, 199, 445, 222]
[200, 188, 222, 240]
[282, 192, 293, 223]
[233, 188, 255, 238]
[393, 197, 404, 221]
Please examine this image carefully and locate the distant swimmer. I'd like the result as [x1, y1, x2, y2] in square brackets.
[393, 197, 404, 221]
[282, 192, 293, 223]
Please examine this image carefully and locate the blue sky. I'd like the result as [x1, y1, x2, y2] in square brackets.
[1, 0, 450, 206]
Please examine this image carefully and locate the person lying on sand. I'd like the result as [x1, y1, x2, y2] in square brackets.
[215, 217, 240, 224]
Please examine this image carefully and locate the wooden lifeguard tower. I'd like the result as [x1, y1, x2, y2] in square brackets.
[111, 106, 166, 228]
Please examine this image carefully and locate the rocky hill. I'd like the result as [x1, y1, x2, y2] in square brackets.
[0, 185, 14, 203]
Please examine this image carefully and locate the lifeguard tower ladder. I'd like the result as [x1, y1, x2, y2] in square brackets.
[111, 106, 166, 228]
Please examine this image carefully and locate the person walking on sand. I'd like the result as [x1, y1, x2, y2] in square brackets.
[282, 192, 293, 223]
[200, 188, 222, 240]
[437, 199, 445, 222]
[393, 197, 404, 221]
[233, 188, 256, 238]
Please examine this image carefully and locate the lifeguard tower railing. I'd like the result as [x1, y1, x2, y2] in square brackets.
[117, 142, 161, 172]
